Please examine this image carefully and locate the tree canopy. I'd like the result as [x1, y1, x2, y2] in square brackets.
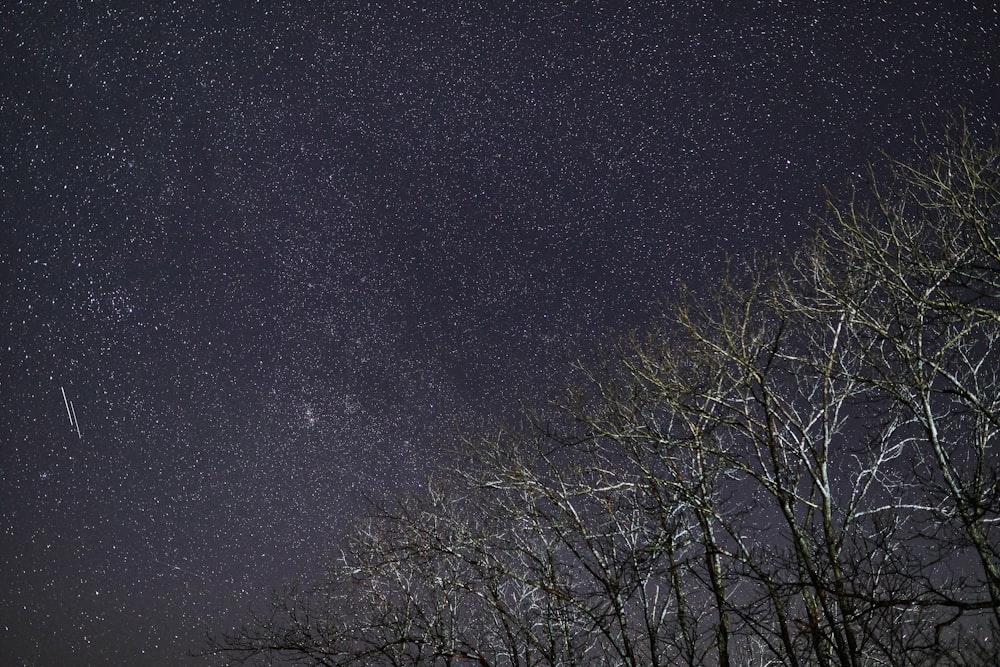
[205, 119, 1000, 666]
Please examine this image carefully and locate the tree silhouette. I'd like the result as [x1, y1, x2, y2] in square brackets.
[204, 117, 1000, 666]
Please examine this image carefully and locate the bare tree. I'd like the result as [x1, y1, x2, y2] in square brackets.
[816, 120, 1000, 630]
[205, 119, 999, 667]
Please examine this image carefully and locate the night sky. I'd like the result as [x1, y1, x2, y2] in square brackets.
[2, 2, 998, 665]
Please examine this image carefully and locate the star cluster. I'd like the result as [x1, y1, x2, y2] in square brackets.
[2, 2, 998, 664]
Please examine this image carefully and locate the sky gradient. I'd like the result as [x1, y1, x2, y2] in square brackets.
[2, 2, 999, 665]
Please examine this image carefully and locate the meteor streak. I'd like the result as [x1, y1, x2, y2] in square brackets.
[60, 386, 72, 423]
[60, 386, 83, 438]
[70, 401, 81, 439]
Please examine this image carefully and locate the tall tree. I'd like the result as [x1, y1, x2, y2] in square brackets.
[205, 119, 999, 666]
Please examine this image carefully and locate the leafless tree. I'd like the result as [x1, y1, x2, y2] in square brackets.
[205, 119, 999, 666]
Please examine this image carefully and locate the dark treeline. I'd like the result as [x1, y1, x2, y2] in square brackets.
[205, 119, 1000, 666]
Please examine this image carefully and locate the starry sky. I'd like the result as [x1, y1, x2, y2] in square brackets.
[2, 2, 998, 665]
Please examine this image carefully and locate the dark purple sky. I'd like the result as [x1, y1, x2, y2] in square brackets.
[2, 2, 998, 664]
